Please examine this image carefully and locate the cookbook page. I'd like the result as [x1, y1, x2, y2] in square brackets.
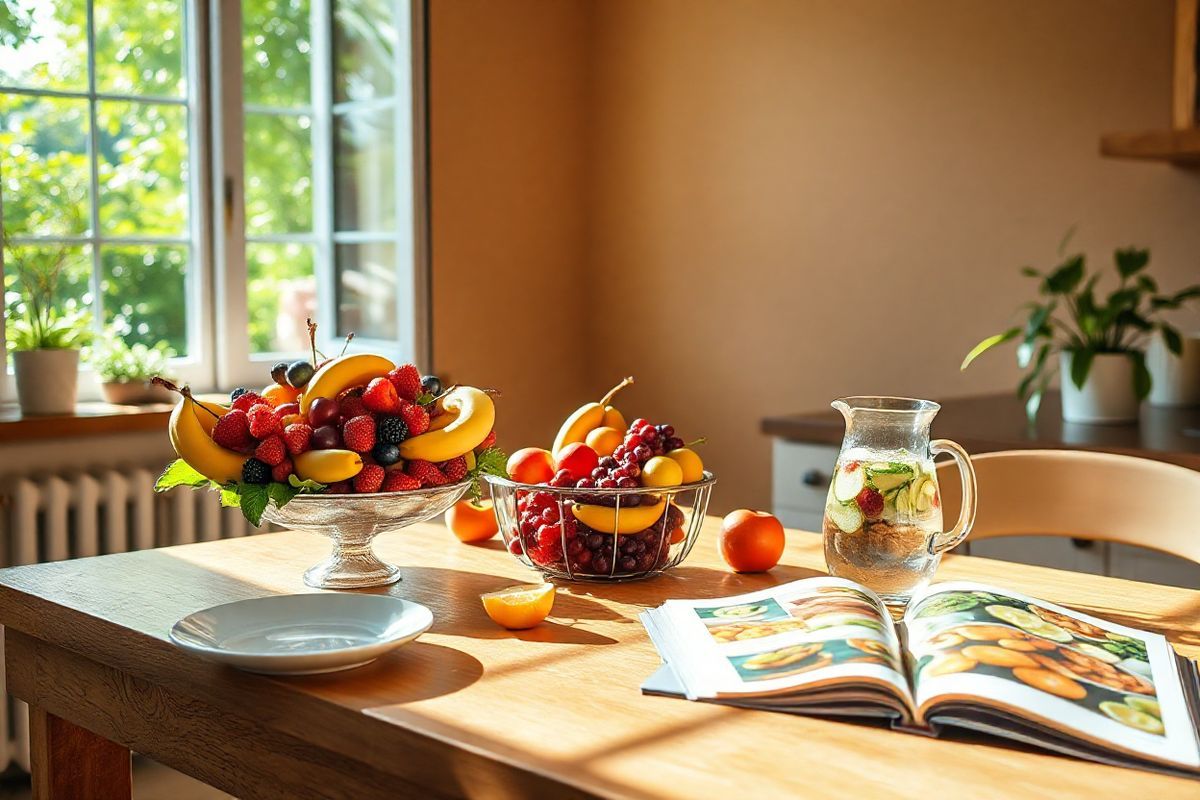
[642, 577, 911, 704]
[901, 581, 1200, 768]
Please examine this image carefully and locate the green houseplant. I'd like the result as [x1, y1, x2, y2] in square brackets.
[4, 240, 93, 415]
[88, 328, 177, 404]
[961, 242, 1200, 424]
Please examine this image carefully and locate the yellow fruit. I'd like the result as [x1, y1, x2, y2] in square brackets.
[298, 353, 395, 413]
[641, 456, 683, 488]
[261, 382, 301, 407]
[552, 377, 634, 455]
[481, 583, 555, 630]
[190, 397, 229, 435]
[585, 426, 623, 457]
[600, 406, 626, 431]
[168, 396, 247, 484]
[294, 450, 364, 483]
[571, 499, 666, 534]
[399, 386, 494, 463]
[667, 447, 705, 483]
[427, 408, 457, 432]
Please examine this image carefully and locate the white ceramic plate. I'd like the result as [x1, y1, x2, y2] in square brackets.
[169, 593, 433, 675]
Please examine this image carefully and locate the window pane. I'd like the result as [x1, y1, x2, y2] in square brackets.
[96, 101, 189, 236]
[333, 0, 397, 103]
[243, 0, 311, 107]
[336, 242, 396, 340]
[333, 108, 395, 231]
[244, 112, 312, 234]
[247, 242, 315, 354]
[99, 245, 188, 355]
[3, 244, 93, 352]
[94, 0, 186, 97]
[0, 95, 91, 236]
[0, 1, 87, 91]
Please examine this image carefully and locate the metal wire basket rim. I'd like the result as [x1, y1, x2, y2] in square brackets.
[277, 479, 472, 503]
[483, 471, 716, 495]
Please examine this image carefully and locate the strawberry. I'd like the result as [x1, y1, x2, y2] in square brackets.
[441, 456, 468, 482]
[326, 480, 351, 494]
[362, 377, 401, 414]
[342, 415, 376, 453]
[254, 435, 286, 466]
[353, 464, 385, 494]
[387, 364, 422, 402]
[474, 429, 497, 453]
[211, 409, 252, 450]
[247, 403, 281, 439]
[339, 393, 367, 421]
[232, 391, 266, 413]
[406, 459, 448, 487]
[271, 458, 294, 483]
[400, 402, 430, 436]
[382, 471, 421, 492]
[283, 423, 313, 456]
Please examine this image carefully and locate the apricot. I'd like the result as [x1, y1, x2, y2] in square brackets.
[507, 447, 555, 484]
[585, 426, 623, 457]
[445, 499, 500, 543]
[261, 382, 301, 407]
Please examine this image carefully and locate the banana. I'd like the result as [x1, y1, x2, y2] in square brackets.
[294, 450, 364, 484]
[552, 377, 634, 455]
[299, 353, 395, 413]
[191, 397, 229, 435]
[571, 499, 666, 535]
[169, 397, 247, 484]
[399, 387, 494, 463]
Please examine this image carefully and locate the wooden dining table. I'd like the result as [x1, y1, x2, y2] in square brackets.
[0, 517, 1197, 799]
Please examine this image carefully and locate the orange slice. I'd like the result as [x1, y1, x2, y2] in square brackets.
[482, 583, 556, 630]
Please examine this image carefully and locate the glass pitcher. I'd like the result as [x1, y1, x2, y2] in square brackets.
[822, 397, 977, 605]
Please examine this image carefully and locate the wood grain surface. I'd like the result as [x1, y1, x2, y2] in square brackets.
[1, 518, 1198, 799]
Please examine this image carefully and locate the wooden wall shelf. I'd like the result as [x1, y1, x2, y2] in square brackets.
[1100, 127, 1200, 165]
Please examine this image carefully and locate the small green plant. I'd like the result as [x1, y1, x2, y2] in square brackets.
[4, 238, 92, 351]
[88, 328, 176, 382]
[962, 236, 1200, 421]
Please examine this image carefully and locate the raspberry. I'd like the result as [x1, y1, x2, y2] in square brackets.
[382, 471, 421, 492]
[342, 415, 376, 453]
[377, 415, 409, 444]
[406, 459, 447, 487]
[362, 377, 401, 414]
[855, 487, 884, 519]
[211, 409, 252, 450]
[400, 402, 429, 436]
[247, 403, 281, 439]
[253, 435, 286, 466]
[353, 464, 385, 493]
[271, 458, 294, 483]
[241, 458, 270, 485]
[441, 456, 468, 482]
[474, 430, 497, 453]
[283, 423, 313, 456]
[387, 364, 422, 402]
[326, 480, 351, 494]
[232, 391, 266, 413]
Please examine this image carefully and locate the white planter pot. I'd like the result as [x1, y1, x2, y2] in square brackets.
[1059, 351, 1139, 424]
[1146, 333, 1200, 407]
[13, 349, 80, 416]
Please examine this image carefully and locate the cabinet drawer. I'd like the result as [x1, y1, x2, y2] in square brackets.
[772, 505, 823, 535]
[772, 440, 839, 513]
[966, 536, 1107, 577]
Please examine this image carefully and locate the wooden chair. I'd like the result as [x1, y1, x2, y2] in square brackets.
[936, 449, 1200, 566]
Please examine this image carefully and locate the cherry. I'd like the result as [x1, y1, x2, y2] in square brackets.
[311, 425, 341, 449]
[308, 396, 339, 426]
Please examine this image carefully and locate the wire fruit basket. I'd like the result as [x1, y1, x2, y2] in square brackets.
[484, 473, 716, 581]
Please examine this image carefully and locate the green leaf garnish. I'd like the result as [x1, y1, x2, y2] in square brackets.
[467, 446, 508, 502]
[154, 459, 211, 492]
[235, 483, 270, 526]
[288, 474, 327, 493]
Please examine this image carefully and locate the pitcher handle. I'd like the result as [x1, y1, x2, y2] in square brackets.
[928, 438, 976, 555]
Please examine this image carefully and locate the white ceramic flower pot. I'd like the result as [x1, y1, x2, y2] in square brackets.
[13, 348, 80, 416]
[1146, 333, 1200, 407]
[1059, 351, 1139, 424]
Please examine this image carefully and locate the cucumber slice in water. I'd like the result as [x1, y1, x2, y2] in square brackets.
[827, 501, 864, 533]
[833, 463, 866, 502]
[869, 467, 914, 492]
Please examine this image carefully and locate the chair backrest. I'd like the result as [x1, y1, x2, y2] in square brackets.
[936, 449, 1200, 566]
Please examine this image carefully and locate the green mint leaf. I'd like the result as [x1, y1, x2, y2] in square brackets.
[219, 487, 241, 508]
[416, 391, 436, 406]
[269, 481, 299, 510]
[287, 474, 327, 493]
[236, 483, 270, 526]
[467, 446, 509, 502]
[154, 459, 211, 492]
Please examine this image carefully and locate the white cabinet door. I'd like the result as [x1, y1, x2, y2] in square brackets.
[773, 507, 824, 535]
[772, 441, 839, 513]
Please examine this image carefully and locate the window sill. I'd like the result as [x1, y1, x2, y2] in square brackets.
[0, 395, 223, 443]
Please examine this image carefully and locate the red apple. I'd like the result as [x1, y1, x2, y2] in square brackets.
[555, 442, 599, 480]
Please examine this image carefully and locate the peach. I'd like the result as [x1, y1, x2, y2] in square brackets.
[718, 510, 785, 572]
[445, 499, 500, 543]
[506, 447, 556, 485]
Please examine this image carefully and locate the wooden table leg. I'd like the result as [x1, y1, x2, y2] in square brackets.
[29, 705, 132, 800]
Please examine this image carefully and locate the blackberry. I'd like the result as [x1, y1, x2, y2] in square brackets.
[230, 387, 249, 402]
[242, 458, 271, 485]
[377, 415, 409, 444]
[372, 442, 401, 466]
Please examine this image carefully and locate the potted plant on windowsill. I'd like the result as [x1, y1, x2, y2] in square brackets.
[5, 242, 93, 416]
[961, 242, 1200, 424]
[89, 329, 177, 404]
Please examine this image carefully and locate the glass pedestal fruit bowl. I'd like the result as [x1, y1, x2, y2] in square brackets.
[261, 481, 471, 589]
[485, 473, 716, 581]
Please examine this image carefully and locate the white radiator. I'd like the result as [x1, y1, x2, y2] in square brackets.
[0, 468, 259, 772]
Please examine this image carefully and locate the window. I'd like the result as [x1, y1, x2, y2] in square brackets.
[1, 0, 425, 397]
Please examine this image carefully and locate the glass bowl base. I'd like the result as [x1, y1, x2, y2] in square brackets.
[303, 556, 401, 590]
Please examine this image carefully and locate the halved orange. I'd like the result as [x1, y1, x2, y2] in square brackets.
[482, 583, 556, 630]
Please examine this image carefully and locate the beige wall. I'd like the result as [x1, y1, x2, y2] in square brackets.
[431, 1, 1200, 512]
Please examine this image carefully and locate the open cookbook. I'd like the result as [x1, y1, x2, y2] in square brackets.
[640, 577, 1200, 778]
